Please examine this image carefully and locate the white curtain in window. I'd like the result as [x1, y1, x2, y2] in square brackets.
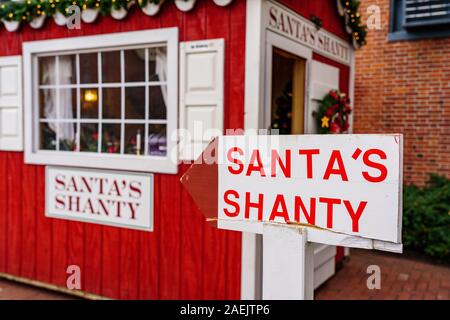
[42, 56, 75, 142]
[155, 48, 168, 108]
[41, 59, 56, 134]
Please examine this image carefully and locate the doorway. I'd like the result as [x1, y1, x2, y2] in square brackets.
[269, 48, 306, 134]
[263, 31, 311, 133]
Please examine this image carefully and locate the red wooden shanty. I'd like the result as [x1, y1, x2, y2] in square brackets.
[0, 0, 356, 299]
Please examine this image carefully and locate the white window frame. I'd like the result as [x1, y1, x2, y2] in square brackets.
[23, 28, 179, 174]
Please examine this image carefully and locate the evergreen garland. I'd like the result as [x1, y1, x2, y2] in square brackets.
[0, 0, 143, 21]
[337, 0, 367, 48]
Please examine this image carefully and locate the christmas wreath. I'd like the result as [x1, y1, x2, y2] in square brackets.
[315, 89, 351, 134]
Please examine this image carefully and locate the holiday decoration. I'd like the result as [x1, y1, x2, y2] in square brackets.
[102, 128, 120, 153]
[125, 129, 142, 155]
[80, 127, 99, 152]
[139, 0, 164, 16]
[315, 89, 352, 134]
[0, 0, 189, 28]
[336, 0, 367, 48]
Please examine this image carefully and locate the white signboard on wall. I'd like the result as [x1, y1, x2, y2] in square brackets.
[46, 166, 153, 231]
[218, 134, 403, 244]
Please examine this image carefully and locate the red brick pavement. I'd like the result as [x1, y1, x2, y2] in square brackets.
[315, 249, 450, 300]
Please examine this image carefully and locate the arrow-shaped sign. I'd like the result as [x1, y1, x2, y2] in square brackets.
[181, 134, 403, 253]
[180, 138, 219, 227]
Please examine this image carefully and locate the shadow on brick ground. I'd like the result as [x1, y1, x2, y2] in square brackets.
[315, 249, 450, 300]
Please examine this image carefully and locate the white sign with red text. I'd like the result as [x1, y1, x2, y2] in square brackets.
[46, 167, 153, 231]
[218, 134, 403, 244]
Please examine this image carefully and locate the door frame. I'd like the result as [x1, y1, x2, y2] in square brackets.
[263, 30, 312, 130]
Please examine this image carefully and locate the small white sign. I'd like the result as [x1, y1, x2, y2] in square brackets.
[46, 166, 153, 231]
[218, 134, 403, 244]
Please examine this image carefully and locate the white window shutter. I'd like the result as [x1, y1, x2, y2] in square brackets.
[179, 39, 224, 160]
[0, 56, 23, 151]
[306, 61, 339, 134]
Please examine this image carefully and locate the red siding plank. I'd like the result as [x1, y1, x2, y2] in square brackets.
[51, 220, 68, 287]
[202, 226, 227, 299]
[35, 166, 52, 283]
[160, 1, 184, 32]
[184, 0, 207, 41]
[0, 152, 7, 272]
[227, 0, 246, 132]
[138, 175, 160, 300]
[101, 226, 120, 298]
[83, 224, 103, 295]
[118, 228, 139, 300]
[225, 231, 242, 299]
[179, 165, 204, 299]
[21, 164, 37, 279]
[67, 222, 85, 292]
[6, 152, 23, 276]
[158, 174, 181, 299]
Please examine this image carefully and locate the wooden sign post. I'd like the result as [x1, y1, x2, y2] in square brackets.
[262, 224, 314, 299]
[181, 134, 403, 300]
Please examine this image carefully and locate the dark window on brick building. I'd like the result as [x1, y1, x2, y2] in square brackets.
[389, 0, 450, 41]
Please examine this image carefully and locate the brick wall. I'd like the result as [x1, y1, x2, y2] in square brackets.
[354, 0, 450, 186]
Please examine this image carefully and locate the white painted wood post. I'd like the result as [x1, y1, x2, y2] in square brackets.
[262, 224, 314, 300]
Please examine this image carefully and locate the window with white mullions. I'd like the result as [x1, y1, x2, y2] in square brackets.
[37, 46, 168, 156]
[24, 28, 178, 173]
